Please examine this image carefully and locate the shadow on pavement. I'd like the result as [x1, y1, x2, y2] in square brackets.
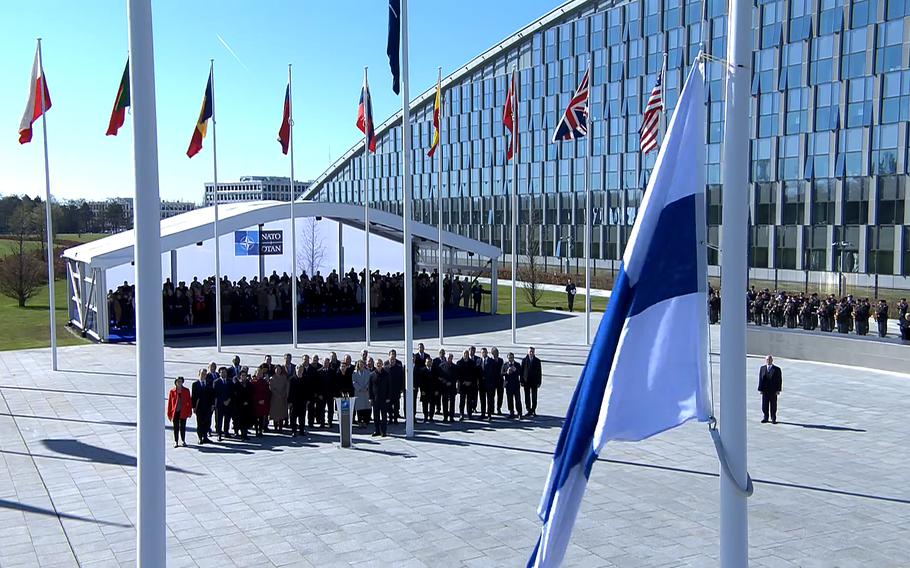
[0, 412, 135, 428]
[166, 311, 573, 349]
[0, 498, 132, 528]
[40, 439, 202, 476]
[776, 421, 866, 433]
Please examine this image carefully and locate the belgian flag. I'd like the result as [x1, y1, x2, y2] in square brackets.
[106, 59, 130, 136]
[187, 69, 213, 158]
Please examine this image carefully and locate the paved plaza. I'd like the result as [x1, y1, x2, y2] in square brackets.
[0, 312, 908, 567]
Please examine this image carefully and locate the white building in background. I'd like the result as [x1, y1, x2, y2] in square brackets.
[159, 200, 197, 219]
[203, 176, 312, 206]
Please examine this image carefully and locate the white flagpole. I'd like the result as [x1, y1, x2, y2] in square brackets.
[401, 0, 415, 438]
[720, 0, 751, 564]
[126, 1, 166, 564]
[36, 39, 58, 371]
[363, 67, 372, 347]
[436, 67, 444, 345]
[510, 67, 518, 346]
[288, 63, 298, 349]
[210, 60, 222, 353]
[584, 59, 592, 346]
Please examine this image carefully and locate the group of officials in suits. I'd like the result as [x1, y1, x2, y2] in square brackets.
[169, 344, 544, 446]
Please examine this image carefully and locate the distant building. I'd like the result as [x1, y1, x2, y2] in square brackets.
[160, 200, 197, 219]
[203, 176, 312, 206]
[83, 198, 196, 224]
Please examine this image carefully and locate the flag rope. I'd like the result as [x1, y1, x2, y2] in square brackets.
[708, 418, 754, 496]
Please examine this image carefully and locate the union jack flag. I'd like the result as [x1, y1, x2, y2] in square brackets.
[639, 73, 663, 154]
[552, 69, 589, 142]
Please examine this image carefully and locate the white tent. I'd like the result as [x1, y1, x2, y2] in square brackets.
[63, 200, 502, 341]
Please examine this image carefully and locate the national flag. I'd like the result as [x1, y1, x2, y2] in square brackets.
[387, 0, 401, 95]
[19, 47, 52, 144]
[357, 75, 377, 153]
[503, 71, 517, 161]
[640, 73, 664, 153]
[552, 69, 589, 142]
[278, 83, 291, 155]
[428, 79, 441, 157]
[529, 62, 709, 568]
[187, 70, 214, 158]
[106, 59, 131, 136]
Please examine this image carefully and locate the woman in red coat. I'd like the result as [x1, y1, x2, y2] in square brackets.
[251, 367, 272, 437]
[167, 376, 193, 448]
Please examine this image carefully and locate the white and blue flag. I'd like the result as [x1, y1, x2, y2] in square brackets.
[529, 61, 711, 568]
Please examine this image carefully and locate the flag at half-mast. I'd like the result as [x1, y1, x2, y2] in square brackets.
[187, 70, 214, 158]
[19, 46, 52, 144]
[357, 74, 377, 153]
[552, 69, 589, 142]
[278, 83, 291, 155]
[428, 79, 441, 157]
[503, 71, 518, 161]
[640, 73, 664, 153]
[106, 59, 131, 136]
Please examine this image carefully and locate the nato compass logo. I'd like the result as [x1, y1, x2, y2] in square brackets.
[234, 231, 259, 256]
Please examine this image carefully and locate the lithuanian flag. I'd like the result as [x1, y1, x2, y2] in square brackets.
[106, 60, 130, 136]
[187, 69, 213, 158]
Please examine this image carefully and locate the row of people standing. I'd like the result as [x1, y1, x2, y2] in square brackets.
[167, 345, 544, 446]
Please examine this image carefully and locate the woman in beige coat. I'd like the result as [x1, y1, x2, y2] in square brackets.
[269, 364, 290, 433]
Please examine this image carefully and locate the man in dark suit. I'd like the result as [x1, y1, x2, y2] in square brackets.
[758, 355, 783, 424]
[369, 358, 391, 437]
[191, 370, 215, 444]
[565, 279, 577, 312]
[386, 350, 404, 424]
[283, 353, 296, 378]
[213, 367, 233, 441]
[521, 346, 542, 418]
[490, 347, 505, 414]
[227, 356, 242, 380]
[480, 348, 499, 421]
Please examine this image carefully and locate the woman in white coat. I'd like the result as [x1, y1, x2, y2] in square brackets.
[351, 360, 372, 427]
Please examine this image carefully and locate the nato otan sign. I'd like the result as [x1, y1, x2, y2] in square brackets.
[234, 230, 283, 256]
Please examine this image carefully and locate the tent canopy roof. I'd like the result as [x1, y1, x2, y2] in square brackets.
[63, 200, 501, 270]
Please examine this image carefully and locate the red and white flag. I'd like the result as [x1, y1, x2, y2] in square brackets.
[639, 74, 663, 154]
[503, 71, 517, 161]
[19, 47, 52, 144]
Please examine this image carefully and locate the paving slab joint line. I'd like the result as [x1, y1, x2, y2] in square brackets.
[0, 385, 82, 566]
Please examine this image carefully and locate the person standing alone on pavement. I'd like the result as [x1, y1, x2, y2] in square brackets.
[758, 355, 783, 424]
[565, 279, 577, 312]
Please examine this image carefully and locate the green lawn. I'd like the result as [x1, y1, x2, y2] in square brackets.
[58, 233, 106, 244]
[494, 283, 609, 314]
[0, 279, 88, 351]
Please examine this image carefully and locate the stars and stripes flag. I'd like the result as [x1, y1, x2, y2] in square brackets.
[552, 69, 589, 142]
[357, 73, 377, 153]
[503, 70, 518, 160]
[529, 61, 709, 568]
[640, 73, 664, 153]
[19, 46, 52, 144]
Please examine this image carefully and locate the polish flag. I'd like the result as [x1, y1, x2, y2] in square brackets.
[19, 47, 52, 144]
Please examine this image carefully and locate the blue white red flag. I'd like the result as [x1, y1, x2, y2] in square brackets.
[357, 75, 377, 153]
[552, 69, 589, 142]
[529, 61, 710, 568]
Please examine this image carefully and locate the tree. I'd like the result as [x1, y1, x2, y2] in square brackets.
[519, 209, 544, 307]
[104, 201, 125, 232]
[77, 201, 95, 235]
[0, 203, 45, 307]
[297, 217, 326, 277]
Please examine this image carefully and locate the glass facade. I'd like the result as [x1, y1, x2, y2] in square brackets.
[308, 0, 910, 279]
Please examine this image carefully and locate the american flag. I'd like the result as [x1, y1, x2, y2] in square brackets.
[639, 73, 663, 154]
[552, 69, 589, 142]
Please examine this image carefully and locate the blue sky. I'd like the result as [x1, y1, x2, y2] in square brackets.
[0, 1, 558, 203]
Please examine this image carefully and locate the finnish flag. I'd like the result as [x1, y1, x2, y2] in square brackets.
[529, 61, 711, 568]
